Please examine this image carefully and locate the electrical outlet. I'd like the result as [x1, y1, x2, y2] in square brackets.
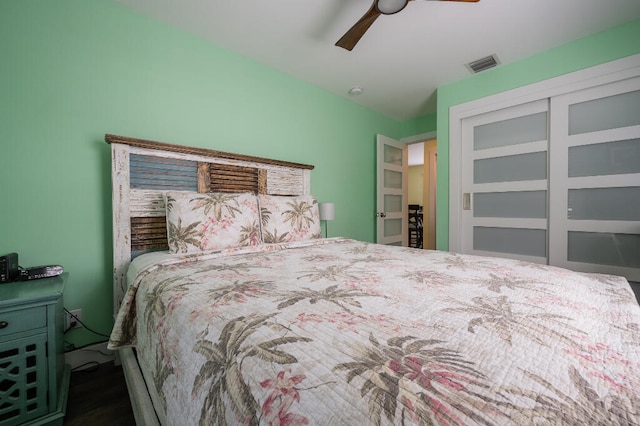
[66, 309, 83, 330]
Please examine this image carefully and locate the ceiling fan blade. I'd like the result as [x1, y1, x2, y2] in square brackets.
[440, 0, 480, 2]
[335, 3, 381, 51]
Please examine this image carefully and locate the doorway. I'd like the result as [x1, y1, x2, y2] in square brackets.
[407, 138, 437, 250]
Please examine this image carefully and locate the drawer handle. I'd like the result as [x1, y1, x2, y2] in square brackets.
[0, 321, 8, 329]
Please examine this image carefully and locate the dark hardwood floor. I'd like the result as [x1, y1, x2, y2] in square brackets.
[630, 281, 640, 305]
[64, 362, 136, 426]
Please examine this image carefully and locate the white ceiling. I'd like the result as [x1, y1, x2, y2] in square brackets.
[113, 0, 640, 121]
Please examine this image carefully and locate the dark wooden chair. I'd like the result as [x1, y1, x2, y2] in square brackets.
[408, 204, 423, 249]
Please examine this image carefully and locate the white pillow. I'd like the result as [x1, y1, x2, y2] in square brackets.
[258, 194, 321, 243]
[165, 191, 261, 254]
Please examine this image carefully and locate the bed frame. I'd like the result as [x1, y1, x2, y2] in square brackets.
[107, 134, 314, 424]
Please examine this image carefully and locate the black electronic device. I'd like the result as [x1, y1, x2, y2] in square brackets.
[19, 265, 64, 281]
[0, 253, 19, 283]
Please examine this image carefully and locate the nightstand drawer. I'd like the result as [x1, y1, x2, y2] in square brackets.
[0, 306, 46, 337]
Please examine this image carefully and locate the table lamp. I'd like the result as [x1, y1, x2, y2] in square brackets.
[318, 203, 335, 238]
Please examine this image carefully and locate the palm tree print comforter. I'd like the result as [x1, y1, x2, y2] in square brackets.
[109, 238, 640, 425]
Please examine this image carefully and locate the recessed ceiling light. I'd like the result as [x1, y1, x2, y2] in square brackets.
[348, 86, 364, 96]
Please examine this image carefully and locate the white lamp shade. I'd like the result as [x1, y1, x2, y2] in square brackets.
[318, 203, 335, 221]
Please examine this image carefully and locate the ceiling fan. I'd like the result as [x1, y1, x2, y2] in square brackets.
[336, 0, 479, 51]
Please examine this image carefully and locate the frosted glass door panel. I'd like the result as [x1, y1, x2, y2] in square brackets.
[568, 187, 640, 221]
[460, 99, 549, 262]
[549, 75, 640, 281]
[384, 170, 402, 189]
[568, 232, 640, 268]
[473, 227, 546, 257]
[474, 152, 547, 184]
[568, 138, 640, 177]
[384, 219, 402, 237]
[474, 112, 547, 150]
[569, 90, 640, 135]
[384, 144, 403, 166]
[474, 191, 547, 218]
[384, 194, 402, 213]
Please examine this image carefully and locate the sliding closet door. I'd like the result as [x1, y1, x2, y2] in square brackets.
[549, 76, 640, 281]
[460, 100, 549, 263]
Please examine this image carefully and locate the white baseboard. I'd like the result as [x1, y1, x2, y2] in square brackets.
[65, 342, 116, 370]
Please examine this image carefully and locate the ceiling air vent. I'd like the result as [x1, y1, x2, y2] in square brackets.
[466, 54, 500, 74]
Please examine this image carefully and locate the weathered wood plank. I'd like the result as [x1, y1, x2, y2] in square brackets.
[130, 154, 197, 191]
[266, 168, 305, 195]
[209, 163, 262, 193]
[258, 169, 267, 194]
[197, 163, 210, 194]
[131, 217, 167, 252]
[112, 144, 131, 315]
[130, 189, 166, 217]
[128, 144, 311, 194]
[106, 134, 314, 170]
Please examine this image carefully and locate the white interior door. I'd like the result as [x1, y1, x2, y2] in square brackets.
[549, 76, 640, 281]
[460, 99, 549, 263]
[376, 134, 408, 246]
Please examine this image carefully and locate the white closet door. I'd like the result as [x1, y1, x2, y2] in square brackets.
[460, 99, 549, 263]
[550, 76, 640, 281]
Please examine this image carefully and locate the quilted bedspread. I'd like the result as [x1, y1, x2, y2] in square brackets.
[109, 238, 640, 425]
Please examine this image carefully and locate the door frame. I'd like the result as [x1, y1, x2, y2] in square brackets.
[449, 53, 640, 253]
[426, 146, 437, 250]
[403, 132, 437, 249]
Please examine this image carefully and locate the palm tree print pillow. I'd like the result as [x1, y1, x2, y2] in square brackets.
[258, 194, 321, 243]
[164, 191, 262, 254]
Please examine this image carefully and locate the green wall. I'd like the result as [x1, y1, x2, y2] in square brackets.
[435, 18, 640, 250]
[400, 112, 437, 138]
[0, 0, 401, 348]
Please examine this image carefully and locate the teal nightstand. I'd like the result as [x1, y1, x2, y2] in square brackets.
[0, 273, 70, 426]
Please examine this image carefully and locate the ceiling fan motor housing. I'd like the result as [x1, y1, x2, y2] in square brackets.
[376, 0, 409, 14]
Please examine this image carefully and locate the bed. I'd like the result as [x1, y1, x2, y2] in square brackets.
[106, 134, 640, 425]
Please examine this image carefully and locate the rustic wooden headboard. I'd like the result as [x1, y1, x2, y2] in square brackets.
[107, 134, 314, 315]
